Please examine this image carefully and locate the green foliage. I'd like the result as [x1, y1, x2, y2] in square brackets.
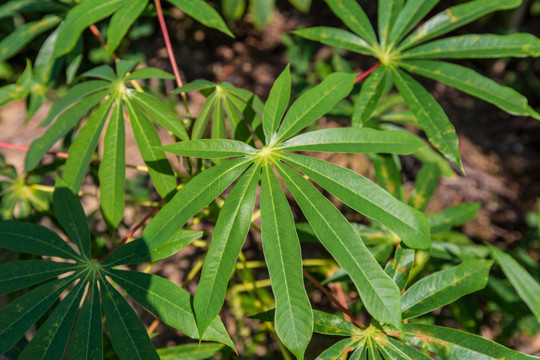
[222, 0, 311, 28]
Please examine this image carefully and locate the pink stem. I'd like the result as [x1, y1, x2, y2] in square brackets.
[354, 63, 380, 84]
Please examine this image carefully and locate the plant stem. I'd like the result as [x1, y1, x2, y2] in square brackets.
[153, 0, 191, 117]
[303, 269, 365, 328]
[354, 63, 380, 84]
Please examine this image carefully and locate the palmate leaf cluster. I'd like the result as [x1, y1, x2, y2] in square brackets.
[1, 0, 540, 359]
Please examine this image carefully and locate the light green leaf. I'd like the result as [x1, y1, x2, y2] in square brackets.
[0, 221, 81, 260]
[352, 66, 388, 126]
[107, 270, 235, 349]
[429, 202, 481, 234]
[251, 0, 275, 28]
[40, 80, 110, 127]
[128, 90, 189, 141]
[382, 337, 433, 360]
[400, 60, 540, 120]
[399, 0, 522, 51]
[402, 33, 540, 59]
[116, 60, 138, 79]
[25, 90, 107, 171]
[65, 281, 102, 360]
[53, 0, 125, 58]
[125, 99, 177, 199]
[389, 0, 438, 44]
[192, 91, 217, 139]
[194, 164, 260, 337]
[54, 176, 91, 256]
[378, 0, 403, 47]
[261, 165, 313, 359]
[211, 97, 226, 139]
[81, 65, 117, 82]
[407, 162, 440, 212]
[402, 259, 492, 319]
[171, 79, 215, 94]
[19, 280, 85, 360]
[404, 323, 538, 359]
[104, 158, 251, 265]
[324, 0, 377, 45]
[100, 279, 160, 360]
[371, 153, 405, 201]
[392, 67, 462, 170]
[292, 27, 374, 56]
[273, 72, 355, 143]
[279, 127, 423, 154]
[63, 99, 113, 193]
[281, 154, 431, 250]
[124, 67, 175, 81]
[491, 246, 540, 321]
[161, 139, 257, 159]
[315, 337, 359, 360]
[107, 0, 148, 54]
[222, 95, 253, 142]
[290, 0, 311, 12]
[99, 100, 125, 228]
[263, 65, 291, 142]
[0, 277, 73, 355]
[0, 15, 61, 62]
[312, 310, 363, 336]
[384, 245, 415, 291]
[222, 0, 245, 20]
[0, 260, 78, 296]
[275, 162, 402, 328]
[157, 343, 223, 360]
[133, 230, 204, 264]
[167, 0, 234, 37]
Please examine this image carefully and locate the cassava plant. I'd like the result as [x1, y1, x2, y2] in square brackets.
[0, 0, 539, 359]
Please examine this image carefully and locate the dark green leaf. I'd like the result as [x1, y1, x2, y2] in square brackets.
[157, 343, 223, 360]
[124, 67, 175, 81]
[107, 0, 148, 54]
[293, 27, 374, 56]
[161, 139, 258, 159]
[290, 0, 311, 12]
[429, 202, 481, 234]
[392, 67, 462, 170]
[384, 245, 415, 291]
[171, 79, 215, 94]
[263, 65, 291, 142]
[0, 221, 81, 260]
[167, 0, 234, 37]
[402, 259, 492, 319]
[371, 153, 405, 201]
[312, 310, 362, 336]
[133, 230, 204, 264]
[81, 65, 117, 82]
[194, 164, 260, 337]
[260, 165, 313, 359]
[352, 66, 388, 126]
[382, 337, 433, 360]
[315, 337, 359, 360]
[324, 0, 377, 45]
[192, 91, 217, 139]
[389, 0, 438, 44]
[100, 279, 160, 360]
[378, 0, 403, 47]
[116, 60, 138, 78]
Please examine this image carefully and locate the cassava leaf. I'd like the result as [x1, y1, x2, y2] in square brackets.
[384, 245, 415, 291]
[251, 0, 275, 28]
[132, 230, 204, 264]
[389, 0, 438, 44]
[324, 0, 377, 45]
[315, 337, 359, 360]
[292, 27, 374, 56]
[167, 0, 233, 37]
[352, 66, 389, 126]
[107, 0, 148, 55]
[407, 162, 440, 212]
[161, 139, 257, 159]
[124, 67, 175, 81]
[263, 64, 291, 142]
[378, 0, 403, 47]
[429, 202, 481, 234]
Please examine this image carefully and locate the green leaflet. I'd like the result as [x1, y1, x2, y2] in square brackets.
[19, 280, 86, 360]
[273, 72, 355, 144]
[388, 0, 438, 44]
[251, 0, 275, 28]
[192, 91, 217, 139]
[352, 66, 388, 126]
[65, 281, 102, 360]
[401, 259, 493, 319]
[0, 0, 65, 19]
[0, 277, 73, 355]
[107, 270, 235, 348]
[408, 162, 440, 212]
[211, 97, 226, 139]
[0, 221, 81, 260]
[292, 27, 374, 56]
[25, 90, 108, 172]
[104, 158, 251, 265]
[263, 64, 291, 142]
[125, 99, 177, 199]
[378, 0, 403, 47]
[382, 337, 433, 360]
[281, 153, 431, 250]
[115, 60, 137, 78]
[98, 100, 126, 228]
[124, 67, 175, 81]
[260, 165, 313, 359]
[400, 60, 540, 120]
[401, 33, 540, 59]
[82, 65, 117, 82]
[107, 0, 148, 55]
[491, 246, 540, 321]
[398, 0, 522, 51]
[172, 79, 215, 93]
[371, 153, 405, 201]
[63, 98, 113, 193]
[384, 245, 415, 291]
[194, 164, 260, 337]
[279, 127, 423, 154]
[128, 90, 189, 141]
[222, 0, 245, 20]
[167, 0, 233, 37]
[324, 0, 377, 45]
[0, 15, 61, 62]
[392, 67, 462, 171]
[289, 0, 311, 12]
[403, 323, 538, 359]
[312, 310, 363, 336]
[315, 337, 359, 359]
[53, 0, 125, 58]
[54, 177, 92, 257]
[0, 260, 78, 296]
[429, 202, 481, 234]
[275, 162, 402, 329]
[100, 279, 160, 360]
[132, 230, 204, 264]
[157, 343, 223, 360]
[40, 80, 110, 127]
